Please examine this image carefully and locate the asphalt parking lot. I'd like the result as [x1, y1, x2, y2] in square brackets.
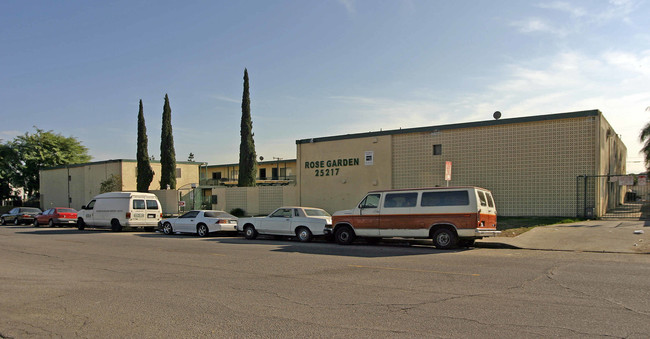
[1, 224, 649, 338]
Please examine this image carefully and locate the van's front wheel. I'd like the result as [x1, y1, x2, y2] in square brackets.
[432, 228, 458, 249]
[334, 226, 355, 245]
[77, 219, 85, 230]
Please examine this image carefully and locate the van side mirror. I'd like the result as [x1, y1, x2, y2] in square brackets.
[81, 205, 86, 210]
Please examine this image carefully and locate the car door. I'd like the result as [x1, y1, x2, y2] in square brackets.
[354, 194, 381, 236]
[176, 211, 200, 232]
[81, 201, 96, 225]
[41, 209, 53, 224]
[262, 208, 293, 235]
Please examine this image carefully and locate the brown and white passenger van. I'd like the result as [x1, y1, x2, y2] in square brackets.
[330, 187, 499, 248]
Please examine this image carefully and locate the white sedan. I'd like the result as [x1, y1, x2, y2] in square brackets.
[237, 206, 332, 242]
[160, 210, 238, 237]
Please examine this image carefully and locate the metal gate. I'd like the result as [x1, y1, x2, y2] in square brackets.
[576, 174, 650, 220]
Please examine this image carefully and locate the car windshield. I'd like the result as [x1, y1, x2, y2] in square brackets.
[58, 208, 77, 213]
[304, 208, 331, 217]
[204, 211, 236, 219]
[22, 208, 41, 213]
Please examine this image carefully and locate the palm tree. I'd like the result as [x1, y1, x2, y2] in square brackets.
[640, 106, 650, 172]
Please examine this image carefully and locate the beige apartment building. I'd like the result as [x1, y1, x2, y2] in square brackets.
[295, 110, 626, 217]
[204, 159, 296, 186]
[40, 159, 201, 210]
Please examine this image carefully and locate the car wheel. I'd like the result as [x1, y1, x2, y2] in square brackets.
[48, 219, 55, 228]
[33, 219, 39, 227]
[197, 224, 209, 237]
[334, 226, 355, 245]
[77, 218, 85, 230]
[432, 228, 458, 249]
[14, 217, 20, 225]
[162, 222, 173, 235]
[296, 227, 313, 242]
[1, 218, 6, 225]
[111, 219, 122, 232]
[243, 225, 258, 240]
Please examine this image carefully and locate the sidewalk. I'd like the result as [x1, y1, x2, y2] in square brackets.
[475, 220, 650, 254]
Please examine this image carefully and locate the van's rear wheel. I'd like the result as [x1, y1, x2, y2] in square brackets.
[335, 226, 355, 245]
[111, 219, 122, 232]
[432, 228, 457, 249]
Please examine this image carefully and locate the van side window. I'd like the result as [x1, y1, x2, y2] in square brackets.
[421, 191, 469, 206]
[359, 194, 381, 209]
[133, 200, 146, 210]
[384, 193, 417, 208]
[486, 193, 495, 208]
[477, 191, 488, 207]
[146, 200, 159, 210]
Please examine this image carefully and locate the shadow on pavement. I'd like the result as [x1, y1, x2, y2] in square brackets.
[209, 237, 469, 258]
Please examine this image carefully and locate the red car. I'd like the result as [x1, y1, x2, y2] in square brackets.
[34, 208, 78, 227]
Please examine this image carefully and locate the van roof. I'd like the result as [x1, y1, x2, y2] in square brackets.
[367, 186, 489, 193]
[94, 192, 159, 199]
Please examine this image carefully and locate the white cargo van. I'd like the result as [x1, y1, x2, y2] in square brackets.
[331, 187, 499, 248]
[77, 192, 163, 232]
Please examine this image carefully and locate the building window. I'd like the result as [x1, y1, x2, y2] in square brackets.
[176, 168, 182, 178]
[212, 172, 222, 180]
[433, 144, 442, 156]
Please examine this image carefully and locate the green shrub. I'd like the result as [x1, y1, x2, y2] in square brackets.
[230, 208, 246, 217]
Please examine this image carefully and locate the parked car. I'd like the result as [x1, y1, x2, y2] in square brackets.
[34, 208, 77, 227]
[77, 192, 162, 232]
[1, 207, 43, 225]
[331, 186, 499, 248]
[160, 210, 238, 237]
[237, 207, 332, 242]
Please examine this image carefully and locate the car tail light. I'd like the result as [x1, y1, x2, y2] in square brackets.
[217, 219, 227, 224]
[126, 212, 131, 219]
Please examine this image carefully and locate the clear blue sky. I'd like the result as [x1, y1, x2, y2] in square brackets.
[1, 0, 649, 173]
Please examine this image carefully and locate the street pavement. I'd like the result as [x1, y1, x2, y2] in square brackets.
[477, 220, 650, 254]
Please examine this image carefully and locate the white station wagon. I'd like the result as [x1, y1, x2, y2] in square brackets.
[237, 206, 332, 242]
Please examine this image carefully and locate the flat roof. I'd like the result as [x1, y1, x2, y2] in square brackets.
[207, 159, 297, 168]
[296, 109, 600, 144]
[43, 159, 200, 171]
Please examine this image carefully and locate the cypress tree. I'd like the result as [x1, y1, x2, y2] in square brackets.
[160, 94, 177, 189]
[136, 100, 154, 192]
[238, 68, 257, 187]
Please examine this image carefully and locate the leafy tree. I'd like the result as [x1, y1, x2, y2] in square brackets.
[6, 128, 91, 198]
[0, 143, 17, 201]
[238, 68, 257, 187]
[136, 100, 155, 192]
[100, 174, 122, 193]
[160, 94, 177, 189]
